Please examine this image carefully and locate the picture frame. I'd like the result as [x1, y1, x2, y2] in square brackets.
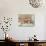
[18, 14, 35, 27]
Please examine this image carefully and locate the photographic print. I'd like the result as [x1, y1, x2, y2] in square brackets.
[18, 14, 35, 27]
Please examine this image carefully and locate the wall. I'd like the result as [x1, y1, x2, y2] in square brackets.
[0, 0, 46, 40]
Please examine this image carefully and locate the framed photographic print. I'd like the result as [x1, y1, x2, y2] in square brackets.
[18, 14, 35, 27]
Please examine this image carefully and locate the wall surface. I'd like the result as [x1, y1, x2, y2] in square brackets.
[0, 0, 46, 40]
